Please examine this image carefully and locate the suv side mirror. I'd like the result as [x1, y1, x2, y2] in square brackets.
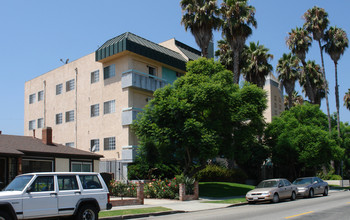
[26, 186, 32, 193]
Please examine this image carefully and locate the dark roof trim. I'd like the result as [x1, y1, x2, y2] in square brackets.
[96, 32, 187, 71]
[175, 40, 201, 56]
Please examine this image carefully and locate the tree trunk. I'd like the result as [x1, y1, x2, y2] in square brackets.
[301, 60, 315, 104]
[334, 61, 341, 139]
[233, 50, 240, 84]
[319, 40, 332, 133]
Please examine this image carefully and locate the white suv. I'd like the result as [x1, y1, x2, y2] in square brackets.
[0, 172, 112, 220]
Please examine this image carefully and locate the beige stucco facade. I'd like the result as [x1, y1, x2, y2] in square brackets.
[263, 73, 284, 123]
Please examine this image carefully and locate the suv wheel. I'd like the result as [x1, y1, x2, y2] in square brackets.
[77, 204, 98, 220]
[0, 210, 11, 220]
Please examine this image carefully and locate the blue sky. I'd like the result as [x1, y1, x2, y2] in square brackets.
[1, 0, 350, 135]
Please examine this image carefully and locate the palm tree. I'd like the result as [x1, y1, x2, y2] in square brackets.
[303, 6, 332, 133]
[220, 0, 257, 84]
[283, 91, 304, 109]
[215, 39, 234, 70]
[181, 0, 221, 58]
[276, 53, 300, 109]
[344, 89, 350, 111]
[324, 26, 349, 138]
[299, 60, 325, 106]
[242, 41, 273, 88]
[286, 27, 315, 103]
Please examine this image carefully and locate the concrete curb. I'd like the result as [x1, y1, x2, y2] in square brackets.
[100, 210, 186, 219]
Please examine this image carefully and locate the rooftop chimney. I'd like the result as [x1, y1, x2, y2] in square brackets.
[42, 127, 53, 145]
[0, 131, 2, 135]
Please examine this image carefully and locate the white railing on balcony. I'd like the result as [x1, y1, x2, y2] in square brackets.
[122, 107, 143, 126]
[121, 69, 168, 92]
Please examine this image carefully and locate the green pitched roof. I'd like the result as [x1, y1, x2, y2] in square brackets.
[96, 32, 188, 71]
[175, 40, 201, 61]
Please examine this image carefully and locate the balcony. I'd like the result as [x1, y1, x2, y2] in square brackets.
[122, 69, 168, 92]
[121, 146, 138, 163]
[122, 107, 143, 126]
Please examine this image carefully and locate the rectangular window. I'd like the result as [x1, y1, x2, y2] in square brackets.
[38, 90, 44, 101]
[29, 94, 36, 104]
[58, 175, 79, 191]
[79, 175, 102, 189]
[90, 139, 100, 152]
[90, 104, 99, 117]
[29, 120, 35, 130]
[56, 84, 63, 95]
[66, 79, 75, 92]
[91, 70, 100, 84]
[37, 118, 44, 129]
[104, 137, 116, 150]
[22, 159, 53, 174]
[72, 163, 92, 173]
[103, 100, 115, 114]
[103, 64, 115, 80]
[65, 110, 74, 122]
[65, 142, 74, 148]
[148, 66, 156, 76]
[56, 113, 62, 124]
[29, 176, 54, 192]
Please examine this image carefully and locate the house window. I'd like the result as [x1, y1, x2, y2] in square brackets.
[29, 94, 36, 104]
[65, 110, 74, 122]
[66, 142, 75, 148]
[56, 84, 63, 95]
[38, 90, 44, 101]
[103, 64, 115, 80]
[66, 79, 75, 92]
[56, 113, 62, 124]
[104, 137, 115, 150]
[90, 104, 99, 117]
[148, 66, 156, 76]
[90, 139, 100, 152]
[91, 70, 100, 84]
[71, 162, 92, 172]
[29, 120, 35, 130]
[104, 100, 115, 114]
[22, 159, 53, 174]
[37, 118, 44, 129]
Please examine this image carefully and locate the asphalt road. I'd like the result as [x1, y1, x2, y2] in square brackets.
[141, 191, 350, 220]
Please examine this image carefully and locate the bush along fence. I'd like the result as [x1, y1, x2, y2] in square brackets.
[109, 177, 198, 206]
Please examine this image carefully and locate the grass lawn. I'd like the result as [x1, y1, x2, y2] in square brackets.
[99, 207, 171, 218]
[199, 182, 254, 197]
[202, 197, 247, 204]
[329, 185, 350, 190]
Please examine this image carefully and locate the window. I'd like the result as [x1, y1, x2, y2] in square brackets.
[90, 139, 100, 152]
[65, 110, 74, 122]
[58, 175, 79, 191]
[38, 90, 44, 101]
[56, 113, 63, 124]
[148, 66, 156, 76]
[29, 120, 35, 130]
[71, 162, 92, 172]
[104, 100, 115, 114]
[37, 118, 44, 129]
[91, 70, 100, 84]
[56, 84, 63, 95]
[66, 79, 75, 92]
[103, 64, 115, 80]
[29, 94, 36, 104]
[66, 142, 75, 148]
[79, 175, 102, 189]
[29, 176, 54, 192]
[104, 137, 115, 150]
[90, 104, 99, 117]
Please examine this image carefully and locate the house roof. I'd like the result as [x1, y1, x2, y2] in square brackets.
[0, 134, 102, 159]
[95, 32, 188, 71]
[174, 40, 201, 61]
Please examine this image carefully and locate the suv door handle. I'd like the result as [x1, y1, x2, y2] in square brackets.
[75, 192, 81, 195]
[50, 193, 57, 196]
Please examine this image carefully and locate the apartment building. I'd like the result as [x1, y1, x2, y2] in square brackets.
[263, 73, 284, 123]
[24, 32, 201, 179]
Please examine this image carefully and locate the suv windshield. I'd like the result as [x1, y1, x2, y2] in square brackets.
[256, 180, 278, 188]
[293, 178, 312, 185]
[4, 175, 34, 191]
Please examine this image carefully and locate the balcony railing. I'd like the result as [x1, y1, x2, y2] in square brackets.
[122, 146, 138, 163]
[122, 107, 143, 126]
[121, 69, 168, 92]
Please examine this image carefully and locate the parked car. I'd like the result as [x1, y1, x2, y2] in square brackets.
[0, 172, 112, 220]
[293, 177, 329, 198]
[246, 178, 297, 203]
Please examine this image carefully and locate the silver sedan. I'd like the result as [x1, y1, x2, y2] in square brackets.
[293, 177, 329, 198]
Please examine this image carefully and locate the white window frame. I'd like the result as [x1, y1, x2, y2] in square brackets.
[66, 79, 75, 92]
[65, 142, 75, 148]
[71, 161, 92, 172]
[104, 137, 115, 150]
[103, 64, 116, 80]
[38, 90, 44, 101]
[56, 84, 63, 95]
[91, 70, 100, 84]
[90, 139, 100, 152]
[37, 118, 44, 129]
[65, 110, 74, 122]
[29, 120, 36, 130]
[29, 94, 36, 104]
[56, 113, 62, 124]
[90, 104, 99, 117]
[103, 100, 115, 114]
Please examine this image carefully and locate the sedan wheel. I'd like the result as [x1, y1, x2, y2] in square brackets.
[323, 187, 328, 196]
[272, 193, 280, 203]
[291, 191, 296, 201]
[309, 188, 314, 198]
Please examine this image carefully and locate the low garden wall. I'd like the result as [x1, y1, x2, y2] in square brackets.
[110, 182, 144, 206]
[325, 180, 349, 187]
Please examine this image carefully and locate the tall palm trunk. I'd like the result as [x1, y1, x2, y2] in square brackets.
[301, 60, 315, 104]
[319, 40, 332, 133]
[233, 50, 240, 84]
[334, 61, 341, 138]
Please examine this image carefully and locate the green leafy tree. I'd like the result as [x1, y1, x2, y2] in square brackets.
[265, 103, 343, 180]
[276, 53, 300, 109]
[324, 26, 349, 138]
[303, 6, 332, 132]
[220, 0, 257, 84]
[344, 89, 350, 111]
[132, 58, 267, 178]
[242, 41, 273, 88]
[181, 0, 221, 58]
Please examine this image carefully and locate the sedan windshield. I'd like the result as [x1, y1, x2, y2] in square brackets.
[256, 180, 278, 188]
[4, 175, 33, 191]
[293, 178, 312, 185]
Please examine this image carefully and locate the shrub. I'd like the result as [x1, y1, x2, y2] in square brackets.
[109, 180, 137, 197]
[144, 178, 179, 199]
[128, 163, 182, 180]
[195, 165, 247, 183]
[317, 169, 342, 180]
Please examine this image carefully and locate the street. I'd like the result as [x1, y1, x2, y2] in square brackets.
[140, 191, 350, 220]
